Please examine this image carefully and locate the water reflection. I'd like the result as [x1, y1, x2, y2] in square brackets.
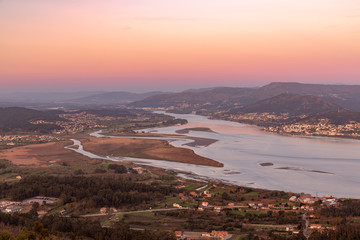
[70, 111, 360, 198]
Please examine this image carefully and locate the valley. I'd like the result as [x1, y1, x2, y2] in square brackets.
[1, 83, 360, 239]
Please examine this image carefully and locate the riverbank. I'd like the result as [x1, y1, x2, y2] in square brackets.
[0, 141, 77, 166]
[140, 111, 360, 199]
[210, 114, 360, 142]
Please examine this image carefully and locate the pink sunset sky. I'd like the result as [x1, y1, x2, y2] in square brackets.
[0, 0, 359, 91]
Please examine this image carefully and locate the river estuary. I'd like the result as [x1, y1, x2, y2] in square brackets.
[68, 111, 360, 199]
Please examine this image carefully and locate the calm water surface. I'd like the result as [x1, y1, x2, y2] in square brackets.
[71, 112, 360, 198]
[143, 112, 360, 198]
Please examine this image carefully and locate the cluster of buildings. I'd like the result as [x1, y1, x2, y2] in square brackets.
[247, 202, 276, 210]
[100, 207, 118, 214]
[285, 225, 300, 234]
[175, 230, 230, 240]
[30, 112, 114, 134]
[266, 121, 360, 138]
[288, 195, 339, 234]
[54, 111, 155, 134]
[0, 134, 59, 146]
[289, 194, 337, 207]
[286, 223, 337, 235]
[218, 111, 360, 139]
[0, 201, 24, 213]
[175, 187, 240, 213]
[309, 224, 337, 233]
[55, 112, 109, 134]
[0, 196, 59, 216]
[221, 112, 290, 122]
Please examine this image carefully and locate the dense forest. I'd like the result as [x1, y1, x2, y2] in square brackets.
[0, 174, 179, 239]
[0, 213, 175, 240]
[309, 222, 360, 240]
[0, 107, 64, 133]
[77, 109, 140, 117]
[0, 175, 177, 214]
[319, 200, 360, 218]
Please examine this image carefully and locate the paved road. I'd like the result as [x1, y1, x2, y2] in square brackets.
[80, 207, 189, 218]
[195, 185, 208, 191]
[243, 223, 287, 229]
[303, 213, 309, 239]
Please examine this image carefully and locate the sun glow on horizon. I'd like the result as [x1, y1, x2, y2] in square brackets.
[0, 0, 359, 90]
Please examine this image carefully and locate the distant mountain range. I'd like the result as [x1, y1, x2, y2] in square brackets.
[0, 91, 167, 107]
[3, 82, 360, 133]
[0, 91, 106, 103]
[129, 87, 257, 113]
[249, 82, 360, 112]
[2, 82, 360, 117]
[130, 82, 360, 112]
[225, 93, 360, 125]
[67, 91, 166, 105]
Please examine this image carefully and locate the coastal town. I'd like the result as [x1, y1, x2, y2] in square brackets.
[216, 112, 360, 138]
[0, 134, 60, 148]
[30, 111, 110, 134]
[219, 112, 292, 123]
[30, 110, 184, 135]
[265, 121, 360, 137]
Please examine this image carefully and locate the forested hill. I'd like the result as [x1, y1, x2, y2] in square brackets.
[129, 87, 257, 113]
[0, 107, 63, 133]
[233, 93, 343, 115]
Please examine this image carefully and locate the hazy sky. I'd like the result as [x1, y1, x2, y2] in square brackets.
[1, 0, 359, 91]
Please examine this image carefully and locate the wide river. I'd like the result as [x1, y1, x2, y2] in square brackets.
[71, 112, 360, 199]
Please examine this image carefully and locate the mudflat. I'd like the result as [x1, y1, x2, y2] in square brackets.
[105, 131, 218, 148]
[184, 137, 218, 147]
[0, 141, 88, 166]
[81, 137, 223, 167]
[175, 127, 215, 134]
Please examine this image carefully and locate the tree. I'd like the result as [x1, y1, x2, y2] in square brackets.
[0, 232, 12, 240]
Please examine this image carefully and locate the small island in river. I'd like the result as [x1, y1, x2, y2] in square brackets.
[175, 127, 216, 134]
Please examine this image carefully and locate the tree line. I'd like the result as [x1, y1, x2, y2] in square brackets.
[0, 175, 178, 214]
[0, 213, 175, 240]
